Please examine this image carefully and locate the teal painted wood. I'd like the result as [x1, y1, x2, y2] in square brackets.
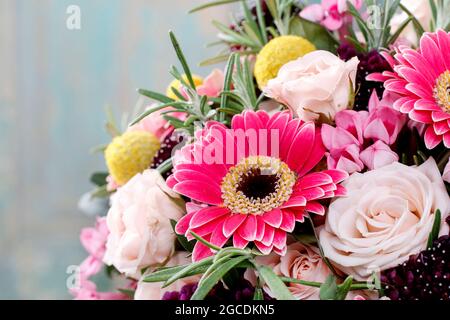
[0, 0, 231, 299]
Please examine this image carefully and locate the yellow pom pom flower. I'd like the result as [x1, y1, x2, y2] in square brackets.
[105, 131, 161, 186]
[254, 35, 316, 89]
[166, 74, 203, 100]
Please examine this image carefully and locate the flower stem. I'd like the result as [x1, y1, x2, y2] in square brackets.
[280, 276, 372, 291]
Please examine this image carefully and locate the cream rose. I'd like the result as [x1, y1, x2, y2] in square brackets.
[319, 158, 450, 280]
[103, 169, 185, 275]
[264, 50, 359, 122]
[135, 252, 200, 300]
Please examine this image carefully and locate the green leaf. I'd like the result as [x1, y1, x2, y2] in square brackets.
[91, 185, 110, 198]
[427, 209, 442, 249]
[199, 54, 231, 67]
[256, 265, 295, 300]
[253, 287, 264, 300]
[387, 16, 413, 46]
[319, 274, 338, 300]
[90, 172, 108, 187]
[219, 53, 235, 121]
[130, 102, 185, 126]
[118, 288, 135, 299]
[190, 232, 222, 251]
[169, 31, 196, 89]
[255, 0, 268, 44]
[191, 255, 250, 300]
[144, 258, 214, 283]
[138, 89, 174, 104]
[163, 256, 214, 287]
[336, 276, 353, 300]
[189, 0, 243, 13]
[289, 16, 338, 52]
[170, 219, 194, 252]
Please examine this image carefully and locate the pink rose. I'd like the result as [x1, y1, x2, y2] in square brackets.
[319, 158, 450, 280]
[134, 252, 201, 300]
[300, 0, 362, 31]
[265, 50, 359, 122]
[247, 243, 331, 300]
[103, 169, 185, 275]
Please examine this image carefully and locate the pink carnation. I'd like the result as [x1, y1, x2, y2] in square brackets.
[322, 91, 406, 173]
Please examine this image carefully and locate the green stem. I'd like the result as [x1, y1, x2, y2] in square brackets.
[280, 276, 372, 291]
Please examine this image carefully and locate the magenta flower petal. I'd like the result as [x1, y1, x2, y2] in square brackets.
[262, 209, 283, 228]
[192, 240, 214, 261]
[261, 226, 275, 246]
[286, 122, 315, 172]
[280, 211, 296, 232]
[189, 207, 230, 229]
[238, 215, 257, 242]
[171, 110, 348, 259]
[223, 214, 247, 238]
[233, 233, 249, 249]
[305, 201, 326, 216]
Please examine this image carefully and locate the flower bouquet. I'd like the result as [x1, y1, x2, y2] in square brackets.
[73, 0, 450, 301]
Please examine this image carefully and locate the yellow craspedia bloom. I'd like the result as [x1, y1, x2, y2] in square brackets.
[254, 35, 316, 89]
[166, 74, 204, 100]
[105, 131, 161, 186]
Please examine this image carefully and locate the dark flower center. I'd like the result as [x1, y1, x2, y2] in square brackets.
[236, 168, 279, 200]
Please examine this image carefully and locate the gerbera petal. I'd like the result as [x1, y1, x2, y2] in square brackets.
[408, 109, 433, 123]
[305, 201, 326, 215]
[238, 215, 257, 242]
[280, 195, 307, 208]
[298, 187, 326, 201]
[434, 121, 450, 135]
[297, 172, 332, 189]
[444, 132, 450, 148]
[425, 125, 442, 149]
[175, 210, 196, 236]
[437, 30, 450, 69]
[233, 233, 249, 249]
[272, 229, 287, 250]
[210, 221, 229, 248]
[261, 225, 275, 246]
[262, 208, 283, 228]
[223, 214, 247, 238]
[255, 216, 266, 242]
[173, 181, 222, 205]
[280, 210, 296, 232]
[192, 240, 213, 261]
[189, 207, 230, 229]
[174, 169, 221, 188]
[322, 169, 348, 183]
[287, 122, 315, 172]
[420, 33, 446, 75]
[254, 241, 273, 255]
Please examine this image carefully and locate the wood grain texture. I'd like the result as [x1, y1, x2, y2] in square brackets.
[0, 0, 230, 299]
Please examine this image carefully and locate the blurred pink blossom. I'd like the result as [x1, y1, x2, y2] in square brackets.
[196, 69, 224, 98]
[300, 0, 362, 31]
[80, 217, 108, 261]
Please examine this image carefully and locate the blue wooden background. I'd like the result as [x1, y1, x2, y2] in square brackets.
[0, 0, 232, 299]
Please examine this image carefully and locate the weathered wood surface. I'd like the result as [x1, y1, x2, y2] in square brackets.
[0, 0, 230, 299]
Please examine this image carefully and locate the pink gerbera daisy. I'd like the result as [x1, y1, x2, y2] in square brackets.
[368, 30, 450, 149]
[167, 110, 348, 261]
